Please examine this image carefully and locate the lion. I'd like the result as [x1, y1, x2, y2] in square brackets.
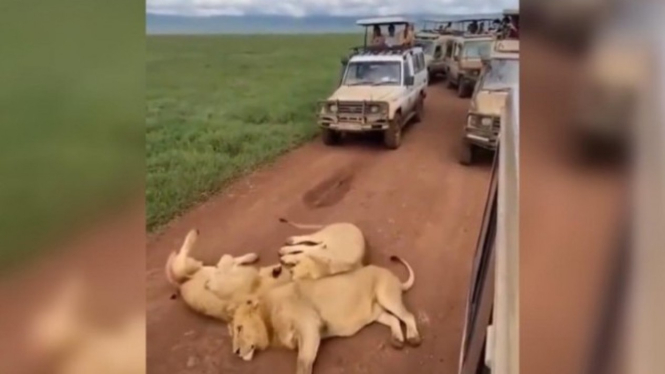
[228, 256, 421, 374]
[277, 217, 366, 281]
[28, 277, 146, 374]
[166, 229, 292, 322]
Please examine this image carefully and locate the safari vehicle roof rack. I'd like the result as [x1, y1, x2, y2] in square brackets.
[349, 44, 416, 57]
[356, 16, 413, 49]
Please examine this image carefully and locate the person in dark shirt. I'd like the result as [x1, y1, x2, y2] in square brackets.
[467, 20, 479, 34]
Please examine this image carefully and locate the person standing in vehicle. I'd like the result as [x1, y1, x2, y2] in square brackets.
[401, 23, 415, 47]
[384, 24, 399, 47]
[467, 20, 479, 34]
[371, 25, 385, 46]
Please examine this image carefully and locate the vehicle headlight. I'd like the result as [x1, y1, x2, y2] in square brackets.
[481, 117, 493, 127]
[328, 104, 338, 113]
[468, 115, 479, 127]
[370, 105, 380, 113]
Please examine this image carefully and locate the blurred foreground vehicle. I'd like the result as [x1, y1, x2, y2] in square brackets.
[522, 0, 606, 54]
[458, 86, 518, 374]
[572, 24, 646, 162]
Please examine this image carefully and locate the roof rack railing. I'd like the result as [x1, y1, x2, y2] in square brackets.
[350, 44, 414, 56]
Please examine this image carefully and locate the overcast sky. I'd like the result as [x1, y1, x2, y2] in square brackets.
[146, 0, 518, 17]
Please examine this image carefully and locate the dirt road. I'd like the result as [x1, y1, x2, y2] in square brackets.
[146, 84, 492, 374]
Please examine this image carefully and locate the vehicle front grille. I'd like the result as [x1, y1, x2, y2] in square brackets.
[337, 102, 364, 114]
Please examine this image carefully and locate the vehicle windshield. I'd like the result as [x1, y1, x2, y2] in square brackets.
[463, 40, 492, 59]
[418, 40, 435, 54]
[343, 61, 402, 86]
[480, 59, 519, 91]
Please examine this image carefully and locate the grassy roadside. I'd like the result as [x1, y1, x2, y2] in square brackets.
[146, 34, 357, 230]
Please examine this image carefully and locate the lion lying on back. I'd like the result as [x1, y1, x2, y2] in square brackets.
[167, 218, 366, 321]
[220, 256, 421, 374]
[166, 229, 291, 322]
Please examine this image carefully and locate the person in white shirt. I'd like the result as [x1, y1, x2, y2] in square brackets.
[384, 24, 398, 47]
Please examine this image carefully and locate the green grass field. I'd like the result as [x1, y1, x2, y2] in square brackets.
[147, 34, 357, 230]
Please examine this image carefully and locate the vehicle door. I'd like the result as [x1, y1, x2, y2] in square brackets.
[449, 41, 463, 81]
[414, 51, 428, 89]
[443, 39, 454, 68]
[431, 41, 444, 70]
[402, 55, 417, 113]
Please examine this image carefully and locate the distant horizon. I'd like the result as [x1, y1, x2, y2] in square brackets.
[146, 12, 505, 35]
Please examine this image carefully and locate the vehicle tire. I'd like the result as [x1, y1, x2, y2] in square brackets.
[413, 96, 425, 123]
[459, 142, 475, 165]
[321, 128, 341, 145]
[458, 79, 472, 98]
[384, 113, 403, 149]
[446, 74, 457, 89]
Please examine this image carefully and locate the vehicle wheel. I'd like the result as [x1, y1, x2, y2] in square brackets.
[446, 75, 457, 89]
[384, 113, 403, 149]
[459, 143, 475, 165]
[321, 128, 341, 145]
[413, 96, 425, 122]
[458, 80, 472, 98]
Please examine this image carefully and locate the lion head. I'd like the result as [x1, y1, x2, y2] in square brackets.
[229, 297, 270, 361]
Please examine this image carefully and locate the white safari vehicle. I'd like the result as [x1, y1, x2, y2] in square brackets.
[318, 17, 428, 149]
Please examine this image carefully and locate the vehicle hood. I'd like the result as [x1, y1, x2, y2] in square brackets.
[328, 86, 403, 103]
[461, 59, 483, 70]
[471, 90, 509, 116]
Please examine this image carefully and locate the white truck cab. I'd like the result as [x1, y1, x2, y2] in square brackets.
[318, 18, 428, 149]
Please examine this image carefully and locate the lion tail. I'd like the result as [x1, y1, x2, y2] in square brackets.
[278, 217, 325, 231]
[389, 256, 415, 291]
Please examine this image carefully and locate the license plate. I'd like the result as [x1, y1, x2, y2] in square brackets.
[336, 123, 361, 131]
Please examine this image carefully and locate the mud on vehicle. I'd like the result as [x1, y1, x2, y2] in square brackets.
[318, 17, 428, 150]
[460, 40, 518, 165]
[415, 17, 496, 82]
[443, 35, 494, 98]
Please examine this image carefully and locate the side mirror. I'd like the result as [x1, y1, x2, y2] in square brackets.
[404, 76, 414, 86]
[340, 56, 349, 65]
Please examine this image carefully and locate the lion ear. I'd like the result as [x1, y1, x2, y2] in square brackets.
[245, 296, 260, 309]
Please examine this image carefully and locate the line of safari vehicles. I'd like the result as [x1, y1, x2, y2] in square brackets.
[316, 11, 520, 374]
[316, 10, 519, 166]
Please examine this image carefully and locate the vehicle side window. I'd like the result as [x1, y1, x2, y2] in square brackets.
[419, 53, 426, 71]
[414, 53, 424, 73]
[454, 43, 462, 59]
[402, 61, 409, 84]
[434, 45, 442, 59]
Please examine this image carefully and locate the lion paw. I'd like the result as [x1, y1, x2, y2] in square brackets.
[390, 336, 405, 350]
[406, 335, 422, 347]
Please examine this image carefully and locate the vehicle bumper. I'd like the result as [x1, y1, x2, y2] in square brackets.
[464, 133, 498, 149]
[318, 116, 390, 132]
[464, 113, 500, 149]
